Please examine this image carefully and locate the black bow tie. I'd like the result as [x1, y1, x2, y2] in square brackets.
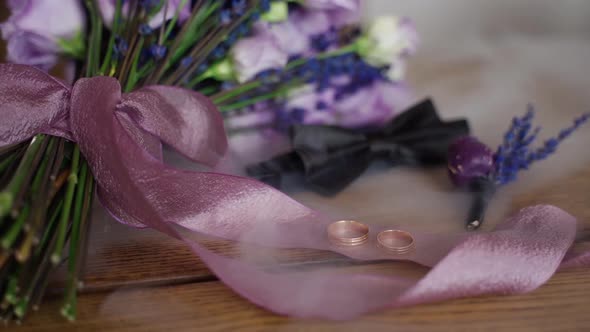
[247, 99, 470, 196]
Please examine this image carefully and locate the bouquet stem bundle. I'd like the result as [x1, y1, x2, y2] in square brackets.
[0, 0, 416, 322]
[0, 135, 93, 321]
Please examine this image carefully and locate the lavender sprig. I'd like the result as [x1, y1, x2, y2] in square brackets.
[494, 106, 589, 186]
[450, 106, 589, 231]
[215, 51, 385, 114]
[526, 112, 590, 163]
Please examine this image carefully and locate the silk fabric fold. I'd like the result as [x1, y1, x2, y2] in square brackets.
[0, 63, 587, 320]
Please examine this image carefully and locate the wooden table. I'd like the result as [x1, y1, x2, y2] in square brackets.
[10, 161, 590, 331]
[3, 5, 590, 330]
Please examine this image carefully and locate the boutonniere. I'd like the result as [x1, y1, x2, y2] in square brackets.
[448, 106, 589, 230]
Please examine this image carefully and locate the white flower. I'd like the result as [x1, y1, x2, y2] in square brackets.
[385, 58, 407, 82]
[358, 16, 419, 68]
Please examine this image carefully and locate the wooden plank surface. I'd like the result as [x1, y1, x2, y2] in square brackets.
[14, 266, 590, 332]
[58, 165, 590, 292]
[23, 165, 586, 332]
[3, 3, 590, 330]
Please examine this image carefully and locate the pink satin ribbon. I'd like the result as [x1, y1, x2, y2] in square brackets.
[1, 63, 587, 319]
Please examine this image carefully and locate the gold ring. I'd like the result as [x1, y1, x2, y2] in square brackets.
[377, 230, 415, 254]
[326, 220, 369, 246]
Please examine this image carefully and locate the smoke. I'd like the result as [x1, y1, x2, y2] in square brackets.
[100, 2, 590, 325]
[348, 0, 590, 231]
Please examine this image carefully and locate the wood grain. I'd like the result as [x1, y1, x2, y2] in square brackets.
[2, 4, 590, 329]
[59, 165, 590, 292]
[14, 266, 590, 332]
[50, 206, 345, 291]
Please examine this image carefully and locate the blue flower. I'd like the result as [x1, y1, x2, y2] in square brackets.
[149, 44, 167, 60]
[138, 24, 153, 35]
[494, 105, 589, 185]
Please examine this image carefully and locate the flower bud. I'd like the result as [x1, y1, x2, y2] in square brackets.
[448, 136, 495, 187]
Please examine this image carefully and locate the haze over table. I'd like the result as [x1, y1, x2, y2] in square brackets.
[2, 1, 590, 330]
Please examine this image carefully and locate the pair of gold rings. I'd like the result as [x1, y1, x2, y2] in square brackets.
[326, 220, 415, 254]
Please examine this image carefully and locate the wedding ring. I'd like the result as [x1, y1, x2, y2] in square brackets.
[327, 220, 369, 246]
[377, 230, 415, 254]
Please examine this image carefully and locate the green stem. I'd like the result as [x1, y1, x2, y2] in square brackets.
[164, 1, 251, 85]
[61, 162, 88, 321]
[0, 142, 24, 157]
[168, 1, 254, 85]
[118, 32, 140, 83]
[35, 200, 64, 257]
[164, 25, 223, 85]
[219, 81, 301, 112]
[150, 0, 217, 84]
[14, 298, 29, 319]
[28, 200, 65, 314]
[0, 152, 18, 174]
[163, 0, 189, 41]
[124, 37, 145, 92]
[1, 205, 30, 249]
[51, 146, 81, 265]
[210, 46, 357, 106]
[11, 137, 49, 218]
[100, 0, 123, 74]
[0, 135, 46, 219]
[285, 44, 357, 71]
[76, 174, 94, 281]
[3, 275, 19, 305]
[48, 139, 65, 181]
[30, 138, 56, 195]
[136, 60, 155, 78]
[212, 81, 262, 104]
[185, 71, 210, 88]
[85, 0, 103, 77]
[198, 85, 218, 96]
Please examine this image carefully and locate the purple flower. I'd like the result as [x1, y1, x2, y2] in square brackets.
[97, 0, 191, 29]
[230, 34, 288, 83]
[332, 81, 413, 128]
[254, 19, 310, 56]
[282, 86, 336, 125]
[254, 2, 363, 57]
[253, 9, 331, 57]
[303, 0, 360, 28]
[291, 10, 332, 36]
[225, 102, 277, 131]
[4, 31, 57, 71]
[283, 81, 414, 128]
[1, 0, 85, 70]
[303, 0, 359, 12]
[447, 136, 495, 187]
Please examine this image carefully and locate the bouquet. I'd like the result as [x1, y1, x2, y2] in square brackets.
[0, 0, 420, 322]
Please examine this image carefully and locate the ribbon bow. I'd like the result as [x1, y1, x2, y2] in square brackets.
[0, 63, 230, 237]
[248, 99, 469, 195]
[1, 64, 588, 320]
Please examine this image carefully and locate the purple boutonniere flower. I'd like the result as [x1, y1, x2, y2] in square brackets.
[447, 136, 495, 187]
